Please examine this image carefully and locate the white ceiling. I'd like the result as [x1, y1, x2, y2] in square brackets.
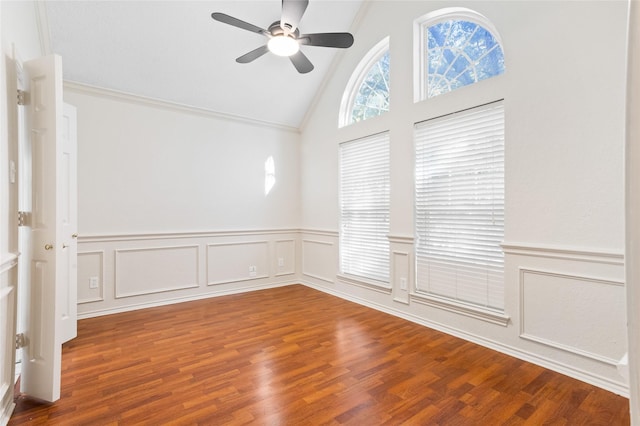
[44, 1, 364, 128]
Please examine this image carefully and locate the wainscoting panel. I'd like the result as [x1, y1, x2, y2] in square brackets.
[275, 239, 296, 277]
[77, 230, 299, 318]
[389, 235, 414, 305]
[77, 251, 104, 304]
[73, 231, 628, 396]
[115, 245, 199, 298]
[0, 255, 18, 425]
[302, 239, 335, 283]
[207, 241, 269, 285]
[520, 268, 626, 365]
[392, 251, 411, 304]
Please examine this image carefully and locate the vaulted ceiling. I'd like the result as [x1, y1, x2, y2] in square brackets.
[44, 1, 364, 128]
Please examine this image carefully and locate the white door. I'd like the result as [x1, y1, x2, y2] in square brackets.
[60, 103, 78, 344]
[20, 54, 77, 403]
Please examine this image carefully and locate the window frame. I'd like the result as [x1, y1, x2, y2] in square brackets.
[338, 131, 391, 290]
[413, 7, 504, 103]
[339, 37, 390, 128]
[413, 100, 509, 326]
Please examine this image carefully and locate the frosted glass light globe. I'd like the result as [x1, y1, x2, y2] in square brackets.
[268, 35, 300, 57]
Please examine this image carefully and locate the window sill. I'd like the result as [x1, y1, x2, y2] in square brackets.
[337, 273, 392, 294]
[411, 292, 510, 327]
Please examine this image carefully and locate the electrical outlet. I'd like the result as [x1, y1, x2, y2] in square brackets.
[249, 265, 257, 277]
[278, 257, 284, 268]
[89, 276, 99, 289]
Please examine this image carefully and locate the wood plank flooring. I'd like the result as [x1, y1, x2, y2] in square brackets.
[9, 285, 629, 425]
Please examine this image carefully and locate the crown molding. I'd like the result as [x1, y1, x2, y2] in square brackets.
[64, 81, 300, 134]
[35, 1, 52, 55]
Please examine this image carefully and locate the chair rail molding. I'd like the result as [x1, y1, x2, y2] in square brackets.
[502, 242, 624, 265]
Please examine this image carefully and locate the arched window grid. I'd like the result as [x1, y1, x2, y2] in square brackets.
[339, 37, 390, 128]
[414, 8, 505, 101]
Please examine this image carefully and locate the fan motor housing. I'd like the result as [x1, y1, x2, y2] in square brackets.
[269, 21, 300, 38]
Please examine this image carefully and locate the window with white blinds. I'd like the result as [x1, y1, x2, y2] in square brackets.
[339, 132, 390, 284]
[415, 101, 504, 311]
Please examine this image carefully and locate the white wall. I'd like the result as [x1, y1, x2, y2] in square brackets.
[65, 85, 300, 235]
[299, 0, 629, 395]
[626, 1, 640, 421]
[65, 85, 302, 316]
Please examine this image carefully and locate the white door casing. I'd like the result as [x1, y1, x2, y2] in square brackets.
[20, 54, 77, 403]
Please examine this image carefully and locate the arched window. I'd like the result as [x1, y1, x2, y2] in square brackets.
[416, 9, 505, 100]
[339, 37, 390, 127]
[413, 9, 507, 319]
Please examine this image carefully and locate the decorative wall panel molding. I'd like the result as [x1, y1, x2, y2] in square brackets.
[411, 292, 510, 326]
[519, 268, 626, 365]
[0, 253, 18, 274]
[0, 261, 16, 426]
[302, 279, 627, 396]
[275, 239, 296, 277]
[77, 251, 105, 304]
[302, 239, 335, 283]
[78, 228, 300, 243]
[77, 229, 300, 317]
[207, 241, 269, 285]
[388, 234, 415, 244]
[336, 273, 392, 293]
[392, 251, 410, 304]
[115, 245, 199, 298]
[299, 229, 339, 238]
[502, 242, 624, 265]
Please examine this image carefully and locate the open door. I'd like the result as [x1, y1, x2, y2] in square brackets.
[19, 54, 77, 403]
[60, 103, 78, 344]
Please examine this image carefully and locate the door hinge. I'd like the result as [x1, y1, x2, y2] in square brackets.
[18, 211, 31, 227]
[17, 89, 28, 106]
[16, 333, 27, 349]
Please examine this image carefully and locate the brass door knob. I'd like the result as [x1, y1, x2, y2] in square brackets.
[44, 244, 53, 250]
[72, 233, 78, 238]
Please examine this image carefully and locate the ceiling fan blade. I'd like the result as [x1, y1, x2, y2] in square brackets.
[211, 12, 268, 35]
[289, 50, 314, 74]
[236, 45, 270, 63]
[300, 33, 354, 48]
[280, 0, 309, 32]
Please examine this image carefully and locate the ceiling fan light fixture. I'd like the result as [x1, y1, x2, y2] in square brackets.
[267, 35, 299, 57]
[211, 0, 353, 73]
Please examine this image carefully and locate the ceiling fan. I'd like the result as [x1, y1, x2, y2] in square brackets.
[211, 0, 354, 74]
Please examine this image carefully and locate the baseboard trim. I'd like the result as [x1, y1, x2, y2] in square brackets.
[0, 400, 15, 426]
[77, 280, 297, 319]
[300, 280, 629, 398]
[76, 277, 629, 397]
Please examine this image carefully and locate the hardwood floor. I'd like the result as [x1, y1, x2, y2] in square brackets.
[10, 285, 629, 425]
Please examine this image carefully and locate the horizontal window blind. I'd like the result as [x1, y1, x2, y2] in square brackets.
[340, 132, 390, 284]
[415, 102, 504, 310]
